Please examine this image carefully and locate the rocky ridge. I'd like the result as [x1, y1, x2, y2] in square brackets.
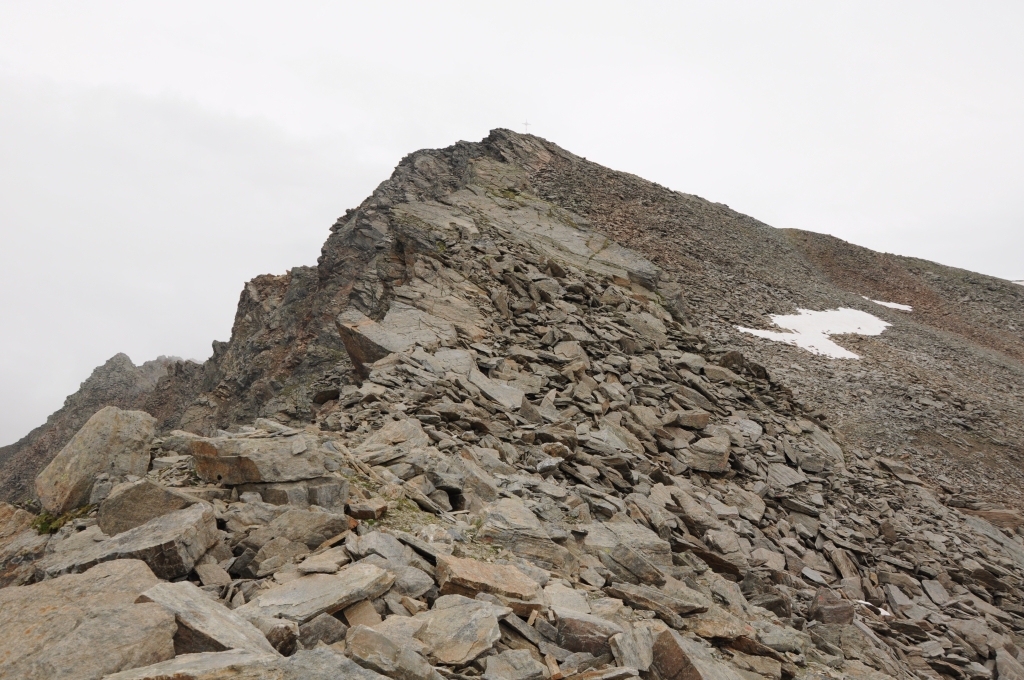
[1, 129, 1023, 679]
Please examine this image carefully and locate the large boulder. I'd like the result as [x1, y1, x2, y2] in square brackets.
[35, 406, 156, 515]
[38, 502, 218, 580]
[98, 479, 200, 536]
[187, 433, 334, 486]
[0, 559, 176, 680]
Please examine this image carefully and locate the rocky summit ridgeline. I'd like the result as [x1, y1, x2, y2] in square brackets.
[1, 130, 1023, 680]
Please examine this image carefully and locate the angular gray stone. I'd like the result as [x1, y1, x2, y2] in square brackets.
[346, 624, 443, 680]
[138, 580, 279, 656]
[98, 479, 199, 536]
[650, 628, 745, 680]
[242, 507, 351, 552]
[298, 612, 348, 648]
[483, 649, 548, 680]
[0, 559, 176, 680]
[236, 562, 394, 624]
[38, 502, 218, 580]
[413, 596, 508, 666]
[35, 406, 156, 515]
[188, 433, 332, 486]
[554, 607, 625, 657]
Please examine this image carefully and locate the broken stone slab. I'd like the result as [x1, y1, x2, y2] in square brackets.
[413, 595, 509, 666]
[138, 580, 279, 656]
[807, 587, 854, 624]
[35, 406, 156, 515]
[98, 478, 200, 536]
[469, 368, 524, 410]
[349, 497, 389, 520]
[580, 521, 672, 566]
[665, 409, 712, 430]
[610, 622, 662, 673]
[235, 477, 350, 510]
[482, 649, 548, 680]
[297, 545, 351, 573]
[337, 304, 457, 376]
[242, 507, 353, 552]
[188, 433, 332, 485]
[298, 612, 348, 648]
[605, 582, 707, 628]
[236, 562, 394, 624]
[766, 463, 808, 489]
[0, 559, 176, 680]
[38, 502, 218, 580]
[195, 562, 232, 587]
[545, 582, 592, 613]
[650, 628, 745, 680]
[436, 553, 542, 602]
[104, 648, 389, 680]
[478, 496, 577, 573]
[683, 437, 731, 473]
[346, 624, 443, 680]
[554, 607, 626, 657]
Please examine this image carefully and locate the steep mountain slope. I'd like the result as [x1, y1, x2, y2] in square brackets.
[2, 129, 1021, 508]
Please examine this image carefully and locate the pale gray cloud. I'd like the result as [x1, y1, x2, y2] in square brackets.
[1, 1, 1022, 444]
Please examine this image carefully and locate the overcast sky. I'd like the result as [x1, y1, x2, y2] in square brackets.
[2, 1, 1022, 446]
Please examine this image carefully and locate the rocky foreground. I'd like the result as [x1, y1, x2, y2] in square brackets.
[3, 205, 1024, 680]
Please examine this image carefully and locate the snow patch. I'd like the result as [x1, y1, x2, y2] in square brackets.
[736, 308, 891, 359]
[1014, 280, 1024, 286]
[862, 296, 912, 311]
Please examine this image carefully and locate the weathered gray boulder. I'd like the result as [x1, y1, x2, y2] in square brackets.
[138, 580, 279, 655]
[104, 648, 388, 680]
[35, 406, 155, 515]
[188, 433, 333, 486]
[0, 559, 176, 680]
[554, 607, 625, 657]
[346, 624, 443, 680]
[38, 502, 218, 580]
[98, 478, 199, 536]
[413, 595, 508, 666]
[482, 649, 548, 680]
[236, 562, 394, 624]
[241, 507, 352, 552]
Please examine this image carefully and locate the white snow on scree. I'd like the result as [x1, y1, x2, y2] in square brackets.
[862, 296, 913, 311]
[736, 308, 891, 359]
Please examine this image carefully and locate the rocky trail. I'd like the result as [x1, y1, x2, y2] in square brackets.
[1, 129, 1024, 679]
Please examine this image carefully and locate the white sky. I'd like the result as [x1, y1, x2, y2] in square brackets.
[2, 1, 1023, 445]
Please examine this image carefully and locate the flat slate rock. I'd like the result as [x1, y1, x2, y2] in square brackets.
[236, 562, 394, 624]
[38, 502, 218, 580]
[0, 559, 176, 680]
[138, 580, 279, 655]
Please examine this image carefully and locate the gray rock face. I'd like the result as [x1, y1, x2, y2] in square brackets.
[35, 406, 156, 515]
[0, 559, 176, 680]
[98, 478, 199, 536]
[39, 502, 218, 580]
